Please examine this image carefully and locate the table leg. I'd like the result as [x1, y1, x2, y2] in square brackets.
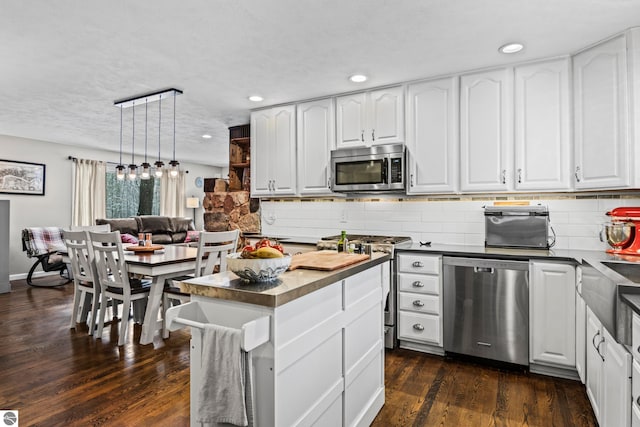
[139, 273, 171, 345]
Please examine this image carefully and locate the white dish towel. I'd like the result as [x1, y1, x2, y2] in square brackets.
[197, 324, 254, 427]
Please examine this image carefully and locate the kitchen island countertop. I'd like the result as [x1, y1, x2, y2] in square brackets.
[177, 251, 391, 307]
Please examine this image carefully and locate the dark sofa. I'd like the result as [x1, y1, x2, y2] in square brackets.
[95, 216, 196, 244]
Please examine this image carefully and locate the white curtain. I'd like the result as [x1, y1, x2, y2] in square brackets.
[160, 171, 186, 217]
[72, 159, 106, 226]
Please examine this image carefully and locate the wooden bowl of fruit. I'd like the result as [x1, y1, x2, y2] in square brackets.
[227, 239, 291, 282]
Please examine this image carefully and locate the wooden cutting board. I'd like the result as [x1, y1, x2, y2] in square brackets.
[288, 250, 370, 271]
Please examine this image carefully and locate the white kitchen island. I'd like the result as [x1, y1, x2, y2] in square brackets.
[169, 252, 391, 427]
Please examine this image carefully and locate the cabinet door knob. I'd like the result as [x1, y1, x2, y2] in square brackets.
[412, 281, 424, 288]
[412, 261, 424, 268]
[575, 166, 581, 183]
[413, 300, 424, 307]
[637, 345, 640, 355]
[517, 168, 522, 184]
[412, 323, 424, 331]
[501, 169, 506, 185]
[637, 396, 640, 406]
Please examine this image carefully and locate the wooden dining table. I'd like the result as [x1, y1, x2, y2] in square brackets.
[122, 244, 198, 345]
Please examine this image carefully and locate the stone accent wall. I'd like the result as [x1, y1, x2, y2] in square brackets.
[202, 190, 260, 233]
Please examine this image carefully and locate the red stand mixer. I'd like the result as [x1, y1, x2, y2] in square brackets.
[602, 207, 640, 255]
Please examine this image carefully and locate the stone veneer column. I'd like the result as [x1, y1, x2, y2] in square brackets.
[202, 191, 260, 233]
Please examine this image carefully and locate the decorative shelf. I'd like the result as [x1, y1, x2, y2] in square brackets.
[230, 162, 250, 169]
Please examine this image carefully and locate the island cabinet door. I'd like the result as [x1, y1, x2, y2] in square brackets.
[343, 264, 385, 427]
[272, 263, 385, 427]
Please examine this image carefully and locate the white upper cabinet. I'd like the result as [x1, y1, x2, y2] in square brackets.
[297, 98, 335, 196]
[460, 68, 512, 192]
[250, 105, 297, 197]
[336, 86, 404, 148]
[514, 58, 572, 191]
[406, 77, 459, 194]
[573, 34, 630, 189]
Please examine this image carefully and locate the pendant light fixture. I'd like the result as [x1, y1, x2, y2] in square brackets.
[140, 101, 151, 180]
[116, 106, 126, 180]
[154, 96, 164, 178]
[128, 102, 138, 180]
[168, 92, 180, 178]
[114, 88, 183, 179]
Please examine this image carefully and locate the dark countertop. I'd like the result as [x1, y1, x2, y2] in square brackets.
[398, 242, 640, 323]
[177, 252, 391, 308]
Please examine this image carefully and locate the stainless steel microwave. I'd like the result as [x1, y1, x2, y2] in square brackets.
[330, 144, 405, 193]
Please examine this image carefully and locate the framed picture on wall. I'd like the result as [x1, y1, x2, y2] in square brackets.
[0, 159, 46, 196]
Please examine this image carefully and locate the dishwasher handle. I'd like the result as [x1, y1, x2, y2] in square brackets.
[474, 266, 495, 274]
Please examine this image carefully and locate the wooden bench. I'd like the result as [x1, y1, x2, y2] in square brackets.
[21, 227, 69, 287]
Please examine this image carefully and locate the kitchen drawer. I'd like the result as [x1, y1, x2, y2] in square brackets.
[398, 311, 441, 345]
[398, 273, 440, 295]
[398, 292, 440, 315]
[633, 312, 640, 360]
[397, 254, 441, 274]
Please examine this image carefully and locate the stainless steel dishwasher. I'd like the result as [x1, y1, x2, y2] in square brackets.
[443, 256, 529, 366]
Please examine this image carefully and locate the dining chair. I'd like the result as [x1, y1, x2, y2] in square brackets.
[90, 231, 150, 346]
[64, 230, 101, 334]
[162, 229, 240, 338]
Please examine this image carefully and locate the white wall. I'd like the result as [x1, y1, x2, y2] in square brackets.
[260, 195, 640, 251]
[0, 134, 222, 276]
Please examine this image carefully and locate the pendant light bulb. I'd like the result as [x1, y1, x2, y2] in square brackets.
[169, 160, 179, 177]
[140, 100, 151, 180]
[128, 102, 137, 180]
[116, 165, 126, 180]
[116, 106, 125, 179]
[169, 92, 180, 178]
[154, 95, 164, 177]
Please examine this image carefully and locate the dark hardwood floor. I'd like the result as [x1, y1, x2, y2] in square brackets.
[1, 275, 596, 426]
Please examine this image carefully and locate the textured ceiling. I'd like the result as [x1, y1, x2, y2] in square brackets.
[1, 1, 639, 167]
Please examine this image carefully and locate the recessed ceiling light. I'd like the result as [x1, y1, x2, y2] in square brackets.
[499, 43, 524, 54]
[349, 74, 368, 83]
[248, 95, 263, 102]
[202, 134, 212, 139]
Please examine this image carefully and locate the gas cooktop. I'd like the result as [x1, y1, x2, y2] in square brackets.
[320, 234, 412, 245]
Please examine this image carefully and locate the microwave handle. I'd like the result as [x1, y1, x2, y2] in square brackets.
[382, 158, 388, 184]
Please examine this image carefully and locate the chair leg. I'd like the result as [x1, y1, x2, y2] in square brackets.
[118, 297, 131, 346]
[162, 293, 170, 339]
[69, 285, 81, 329]
[88, 291, 100, 335]
[95, 294, 108, 339]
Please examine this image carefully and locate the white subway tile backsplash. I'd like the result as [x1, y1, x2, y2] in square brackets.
[260, 196, 640, 250]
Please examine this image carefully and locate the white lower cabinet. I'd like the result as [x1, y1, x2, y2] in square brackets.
[576, 291, 586, 384]
[586, 306, 604, 424]
[187, 263, 387, 427]
[397, 253, 443, 354]
[529, 261, 576, 374]
[585, 305, 632, 427]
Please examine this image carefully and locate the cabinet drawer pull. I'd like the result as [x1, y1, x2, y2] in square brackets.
[501, 169, 506, 185]
[517, 168, 522, 184]
[361, 130, 365, 142]
[412, 281, 424, 288]
[412, 300, 424, 307]
[372, 129, 376, 141]
[412, 261, 424, 268]
[575, 166, 581, 183]
[412, 323, 424, 331]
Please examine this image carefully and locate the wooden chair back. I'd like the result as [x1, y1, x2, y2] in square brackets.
[89, 231, 132, 295]
[63, 230, 97, 285]
[195, 229, 240, 276]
